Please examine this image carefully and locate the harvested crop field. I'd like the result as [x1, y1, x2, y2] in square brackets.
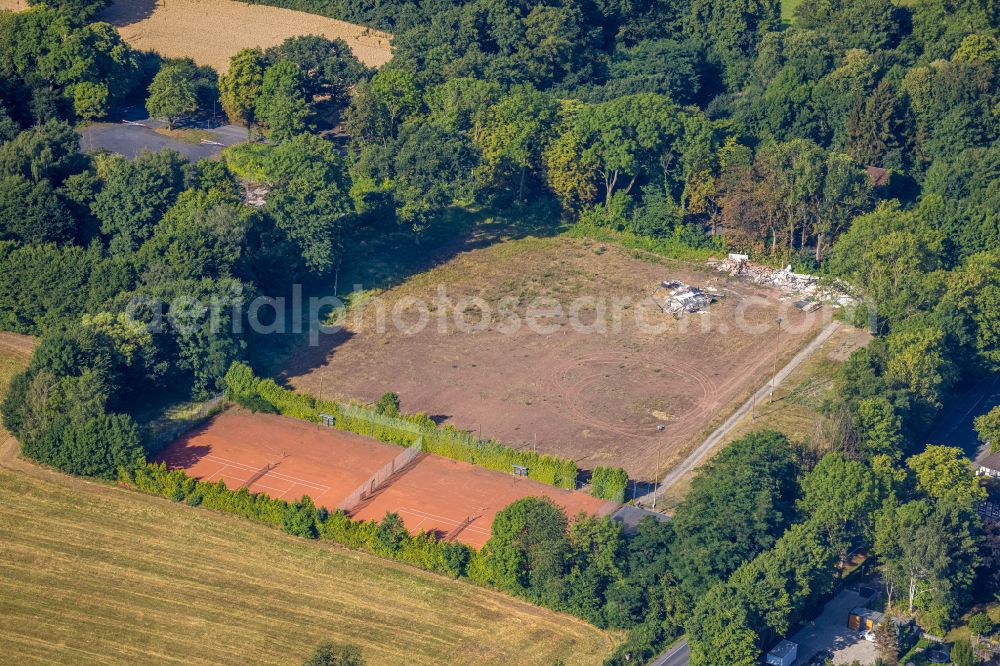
[0, 468, 618, 665]
[0, 332, 35, 435]
[97, 0, 392, 72]
[282, 236, 831, 481]
[158, 409, 613, 548]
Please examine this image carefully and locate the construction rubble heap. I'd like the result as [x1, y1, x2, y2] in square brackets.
[708, 254, 856, 308]
[659, 280, 721, 315]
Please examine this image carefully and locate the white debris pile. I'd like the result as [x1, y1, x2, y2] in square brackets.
[708, 253, 856, 307]
[659, 281, 721, 315]
[242, 183, 270, 208]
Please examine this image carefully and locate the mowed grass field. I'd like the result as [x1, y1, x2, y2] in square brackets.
[0, 335, 617, 665]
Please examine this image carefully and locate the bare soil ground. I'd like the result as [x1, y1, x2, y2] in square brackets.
[158, 408, 611, 548]
[92, 0, 392, 72]
[657, 323, 872, 509]
[281, 236, 831, 480]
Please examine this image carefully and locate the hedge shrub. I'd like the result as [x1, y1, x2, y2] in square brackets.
[591, 466, 629, 502]
[224, 362, 583, 489]
[124, 461, 474, 577]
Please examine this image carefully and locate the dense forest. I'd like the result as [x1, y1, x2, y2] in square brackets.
[0, 0, 998, 663]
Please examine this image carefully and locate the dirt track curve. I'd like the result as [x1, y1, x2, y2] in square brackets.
[638, 319, 842, 505]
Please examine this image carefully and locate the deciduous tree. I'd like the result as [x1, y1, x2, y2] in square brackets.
[799, 453, 881, 558]
[479, 497, 570, 605]
[906, 445, 986, 509]
[975, 406, 1000, 452]
[303, 642, 365, 666]
[256, 59, 311, 141]
[670, 430, 799, 596]
[146, 63, 199, 129]
[219, 48, 265, 139]
[262, 135, 352, 276]
[476, 86, 559, 200]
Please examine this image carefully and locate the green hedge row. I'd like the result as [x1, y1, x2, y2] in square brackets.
[125, 461, 474, 577]
[224, 363, 582, 489]
[591, 466, 629, 502]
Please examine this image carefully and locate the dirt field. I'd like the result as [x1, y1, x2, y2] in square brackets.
[281, 236, 830, 480]
[3, 0, 387, 73]
[0, 468, 617, 666]
[158, 409, 611, 548]
[657, 323, 871, 509]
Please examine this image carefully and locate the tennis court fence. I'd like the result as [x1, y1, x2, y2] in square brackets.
[336, 436, 425, 514]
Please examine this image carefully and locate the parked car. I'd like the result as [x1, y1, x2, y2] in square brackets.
[863, 631, 876, 642]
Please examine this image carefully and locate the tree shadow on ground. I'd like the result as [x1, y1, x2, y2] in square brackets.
[259, 197, 566, 380]
[344, 197, 565, 295]
[156, 443, 211, 470]
[924, 371, 1000, 461]
[100, 0, 158, 26]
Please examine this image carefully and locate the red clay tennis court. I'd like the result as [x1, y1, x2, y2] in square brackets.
[157, 409, 614, 548]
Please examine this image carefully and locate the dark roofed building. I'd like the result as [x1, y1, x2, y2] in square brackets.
[978, 451, 1000, 478]
[865, 165, 890, 188]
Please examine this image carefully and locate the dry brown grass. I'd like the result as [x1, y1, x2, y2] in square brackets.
[0, 333, 35, 433]
[0, 0, 392, 72]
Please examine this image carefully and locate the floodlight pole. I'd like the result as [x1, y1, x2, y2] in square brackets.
[315, 377, 326, 429]
[769, 317, 783, 403]
[652, 445, 662, 511]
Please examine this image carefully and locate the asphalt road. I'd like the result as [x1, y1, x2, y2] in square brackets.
[649, 638, 689, 666]
[79, 116, 246, 161]
[924, 371, 1000, 461]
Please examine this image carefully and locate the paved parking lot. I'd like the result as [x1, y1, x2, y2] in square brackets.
[79, 114, 246, 161]
[791, 589, 878, 665]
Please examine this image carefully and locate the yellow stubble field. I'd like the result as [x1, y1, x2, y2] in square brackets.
[0, 0, 392, 72]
